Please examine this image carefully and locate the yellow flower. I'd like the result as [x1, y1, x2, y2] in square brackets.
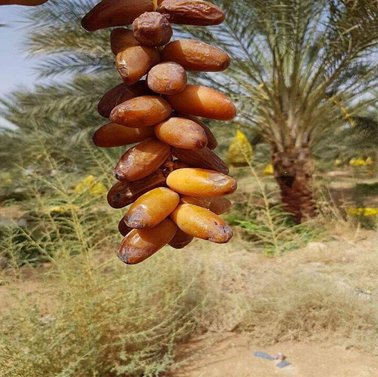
[89, 183, 107, 196]
[46, 204, 80, 214]
[347, 208, 378, 217]
[334, 159, 342, 167]
[227, 130, 253, 167]
[349, 158, 367, 167]
[263, 164, 274, 176]
[74, 175, 107, 197]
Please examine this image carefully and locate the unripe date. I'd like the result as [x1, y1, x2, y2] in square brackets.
[124, 187, 180, 228]
[172, 146, 229, 174]
[155, 117, 207, 149]
[161, 40, 230, 72]
[171, 204, 232, 243]
[166, 168, 237, 197]
[133, 12, 173, 47]
[157, 0, 224, 26]
[166, 85, 236, 120]
[98, 81, 151, 118]
[110, 96, 172, 128]
[114, 138, 171, 181]
[93, 122, 154, 148]
[147, 62, 187, 95]
[118, 219, 177, 264]
[82, 0, 156, 31]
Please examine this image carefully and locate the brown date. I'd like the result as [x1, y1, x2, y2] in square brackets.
[114, 138, 171, 181]
[110, 28, 139, 55]
[97, 81, 151, 118]
[82, 0, 156, 31]
[166, 85, 236, 120]
[115, 46, 160, 85]
[107, 169, 167, 209]
[172, 146, 229, 174]
[155, 117, 208, 150]
[118, 218, 132, 237]
[118, 218, 177, 264]
[161, 40, 230, 72]
[93, 122, 154, 148]
[157, 0, 224, 26]
[147, 62, 187, 95]
[133, 12, 173, 47]
[169, 229, 194, 249]
[110, 95, 172, 128]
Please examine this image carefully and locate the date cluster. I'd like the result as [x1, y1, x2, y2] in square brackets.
[82, 0, 237, 264]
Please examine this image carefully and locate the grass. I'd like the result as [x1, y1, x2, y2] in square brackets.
[1, 148, 377, 376]
[226, 164, 325, 256]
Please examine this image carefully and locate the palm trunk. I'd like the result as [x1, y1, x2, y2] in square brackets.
[272, 146, 317, 223]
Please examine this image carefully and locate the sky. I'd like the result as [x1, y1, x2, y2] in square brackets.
[0, 5, 42, 129]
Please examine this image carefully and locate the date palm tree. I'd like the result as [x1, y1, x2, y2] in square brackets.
[186, 0, 378, 222]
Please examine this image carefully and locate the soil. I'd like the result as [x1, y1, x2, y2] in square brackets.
[172, 333, 378, 377]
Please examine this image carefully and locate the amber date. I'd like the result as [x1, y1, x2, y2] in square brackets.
[114, 138, 171, 181]
[161, 40, 230, 72]
[118, 219, 177, 264]
[171, 204, 232, 243]
[166, 85, 236, 120]
[110, 96, 172, 128]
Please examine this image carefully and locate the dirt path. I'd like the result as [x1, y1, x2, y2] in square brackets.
[173, 334, 378, 377]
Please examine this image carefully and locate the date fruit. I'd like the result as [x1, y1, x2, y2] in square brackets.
[93, 122, 154, 148]
[115, 46, 160, 85]
[110, 95, 172, 128]
[171, 204, 232, 243]
[166, 168, 237, 197]
[114, 138, 171, 181]
[169, 228, 194, 249]
[118, 218, 177, 264]
[118, 218, 132, 236]
[180, 196, 231, 214]
[124, 187, 180, 228]
[147, 62, 187, 95]
[161, 39, 230, 71]
[166, 85, 236, 120]
[157, 0, 224, 26]
[107, 169, 167, 209]
[133, 12, 173, 47]
[98, 81, 151, 118]
[172, 146, 229, 174]
[82, 0, 156, 31]
[155, 117, 208, 149]
[110, 28, 139, 55]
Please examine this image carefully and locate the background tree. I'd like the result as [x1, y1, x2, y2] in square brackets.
[184, 0, 378, 222]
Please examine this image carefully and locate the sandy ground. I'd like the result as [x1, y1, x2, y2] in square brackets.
[173, 334, 378, 377]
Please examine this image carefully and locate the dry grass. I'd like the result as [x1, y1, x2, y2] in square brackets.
[1, 228, 378, 377]
[1, 158, 377, 376]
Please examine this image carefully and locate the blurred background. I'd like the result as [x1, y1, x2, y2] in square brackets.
[0, 1, 377, 376]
